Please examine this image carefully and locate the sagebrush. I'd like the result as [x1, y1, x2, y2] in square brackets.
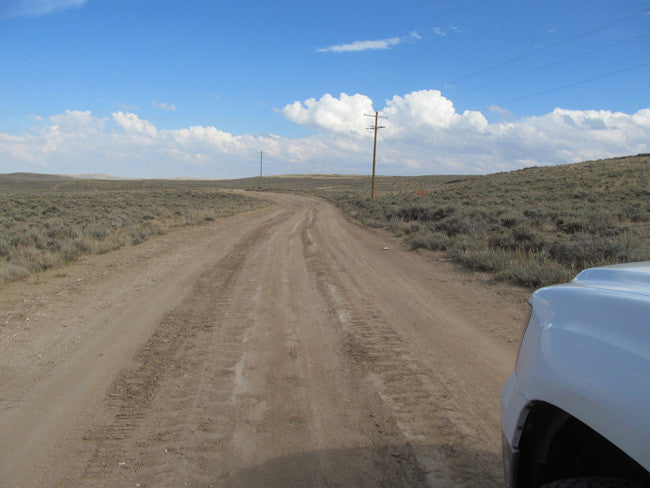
[0, 176, 269, 284]
[214, 155, 649, 288]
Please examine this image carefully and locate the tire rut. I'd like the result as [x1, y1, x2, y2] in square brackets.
[302, 209, 501, 487]
[78, 211, 289, 483]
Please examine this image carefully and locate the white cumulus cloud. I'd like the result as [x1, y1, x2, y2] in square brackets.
[50, 110, 106, 133]
[281, 93, 374, 134]
[1, 91, 648, 178]
[112, 111, 157, 137]
[383, 90, 470, 130]
[279, 91, 649, 173]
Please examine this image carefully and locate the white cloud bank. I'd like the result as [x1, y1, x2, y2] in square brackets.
[1, 91, 648, 178]
[282, 90, 649, 173]
[0, 0, 87, 19]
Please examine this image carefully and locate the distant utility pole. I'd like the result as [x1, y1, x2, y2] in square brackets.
[364, 111, 387, 199]
[258, 151, 263, 190]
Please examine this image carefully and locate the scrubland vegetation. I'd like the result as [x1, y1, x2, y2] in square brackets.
[219, 155, 649, 287]
[0, 175, 268, 284]
[2, 155, 647, 288]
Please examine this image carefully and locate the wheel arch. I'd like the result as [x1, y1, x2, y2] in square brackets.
[514, 401, 649, 487]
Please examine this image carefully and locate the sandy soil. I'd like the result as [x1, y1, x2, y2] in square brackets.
[0, 192, 529, 487]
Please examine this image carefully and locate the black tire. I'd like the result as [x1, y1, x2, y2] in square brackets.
[540, 477, 647, 488]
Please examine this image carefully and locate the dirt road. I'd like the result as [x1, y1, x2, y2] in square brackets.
[0, 193, 527, 487]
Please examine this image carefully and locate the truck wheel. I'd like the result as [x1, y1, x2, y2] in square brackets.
[540, 477, 646, 488]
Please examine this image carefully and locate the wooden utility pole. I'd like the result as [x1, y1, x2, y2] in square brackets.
[365, 112, 386, 199]
[258, 151, 263, 190]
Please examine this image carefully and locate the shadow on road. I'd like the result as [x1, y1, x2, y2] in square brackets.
[224, 442, 502, 487]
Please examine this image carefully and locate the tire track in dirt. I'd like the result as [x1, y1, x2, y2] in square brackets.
[218, 199, 428, 488]
[2, 193, 519, 487]
[77, 211, 289, 484]
[75, 198, 432, 487]
[301, 204, 502, 487]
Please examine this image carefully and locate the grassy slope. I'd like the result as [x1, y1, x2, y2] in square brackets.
[218, 154, 649, 287]
[0, 178, 269, 284]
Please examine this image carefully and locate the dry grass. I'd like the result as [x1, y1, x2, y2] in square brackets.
[0, 176, 269, 285]
[4, 154, 647, 289]
[215, 154, 649, 288]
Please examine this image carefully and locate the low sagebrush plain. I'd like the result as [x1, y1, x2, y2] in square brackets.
[0, 176, 269, 284]
[1, 154, 648, 287]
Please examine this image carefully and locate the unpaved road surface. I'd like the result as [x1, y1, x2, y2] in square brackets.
[0, 193, 527, 487]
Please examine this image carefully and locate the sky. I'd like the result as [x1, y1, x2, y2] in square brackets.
[0, 0, 648, 178]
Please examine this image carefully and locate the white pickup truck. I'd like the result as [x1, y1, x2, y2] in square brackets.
[501, 261, 650, 488]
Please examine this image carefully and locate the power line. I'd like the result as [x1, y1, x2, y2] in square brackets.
[376, 131, 403, 167]
[449, 7, 649, 85]
[456, 31, 650, 96]
[497, 61, 650, 105]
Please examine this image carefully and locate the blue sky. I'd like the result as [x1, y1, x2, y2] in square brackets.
[1, 0, 648, 177]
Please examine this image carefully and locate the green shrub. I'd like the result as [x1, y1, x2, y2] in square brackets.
[449, 247, 511, 273]
[35, 252, 61, 271]
[0, 239, 10, 258]
[500, 211, 524, 228]
[73, 237, 94, 254]
[555, 217, 585, 234]
[86, 224, 108, 240]
[0, 262, 30, 283]
[405, 231, 450, 251]
[495, 253, 572, 288]
[60, 241, 82, 262]
[96, 236, 123, 254]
